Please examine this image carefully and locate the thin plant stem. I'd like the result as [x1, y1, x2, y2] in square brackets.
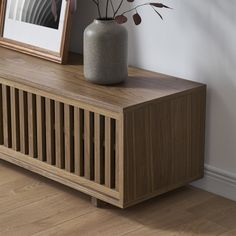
[110, 0, 115, 15]
[113, 0, 124, 18]
[91, 0, 101, 18]
[91, 0, 98, 5]
[106, 0, 109, 19]
[121, 3, 150, 15]
[97, 0, 102, 18]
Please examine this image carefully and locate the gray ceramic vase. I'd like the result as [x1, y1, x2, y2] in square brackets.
[84, 19, 128, 85]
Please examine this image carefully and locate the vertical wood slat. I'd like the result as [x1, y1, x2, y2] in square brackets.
[10, 87, 20, 151]
[0, 84, 120, 191]
[46, 98, 55, 165]
[2, 85, 11, 148]
[111, 118, 116, 189]
[115, 120, 119, 191]
[55, 102, 64, 169]
[64, 104, 74, 172]
[36, 95, 46, 161]
[74, 108, 84, 176]
[19, 90, 28, 154]
[28, 93, 37, 158]
[0, 85, 3, 144]
[94, 114, 105, 184]
[105, 117, 116, 189]
[84, 110, 94, 180]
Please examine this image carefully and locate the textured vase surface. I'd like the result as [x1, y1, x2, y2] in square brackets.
[84, 19, 128, 85]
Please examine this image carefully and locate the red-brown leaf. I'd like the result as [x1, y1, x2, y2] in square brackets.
[115, 15, 128, 24]
[133, 13, 142, 25]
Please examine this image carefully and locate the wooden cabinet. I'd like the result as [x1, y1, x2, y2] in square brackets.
[0, 48, 206, 208]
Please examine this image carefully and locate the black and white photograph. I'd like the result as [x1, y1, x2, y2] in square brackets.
[0, 0, 72, 62]
[0, 0, 236, 235]
[8, 0, 62, 29]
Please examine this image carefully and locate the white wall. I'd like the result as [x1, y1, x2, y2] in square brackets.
[70, 0, 236, 200]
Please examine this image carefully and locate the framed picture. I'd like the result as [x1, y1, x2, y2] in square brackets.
[0, 0, 72, 64]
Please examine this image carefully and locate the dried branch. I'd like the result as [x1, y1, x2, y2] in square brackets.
[113, 0, 124, 18]
[110, 0, 115, 15]
[91, 0, 101, 18]
[87, 0, 171, 24]
[106, 0, 109, 19]
[121, 3, 150, 15]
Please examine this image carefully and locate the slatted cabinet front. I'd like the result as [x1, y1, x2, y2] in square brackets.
[0, 83, 122, 205]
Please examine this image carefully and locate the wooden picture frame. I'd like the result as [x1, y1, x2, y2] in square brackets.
[0, 0, 72, 64]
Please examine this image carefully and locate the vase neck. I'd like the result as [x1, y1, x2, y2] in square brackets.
[94, 19, 115, 24]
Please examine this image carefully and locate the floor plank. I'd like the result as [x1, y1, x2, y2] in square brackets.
[0, 160, 236, 236]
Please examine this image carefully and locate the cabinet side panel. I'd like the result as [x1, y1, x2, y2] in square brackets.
[124, 106, 153, 203]
[124, 87, 206, 206]
[150, 99, 172, 190]
[190, 87, 206, 177]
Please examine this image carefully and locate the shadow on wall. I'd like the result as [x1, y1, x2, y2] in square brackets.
[69, 0, 131, 54]
[70, 0, 236, 173]
[126, 0, 236, 173]
[69, 0, 97, 53]
[181, 0, 236, 172]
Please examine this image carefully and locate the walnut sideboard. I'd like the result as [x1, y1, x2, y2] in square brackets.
[0, 48, 206, 208]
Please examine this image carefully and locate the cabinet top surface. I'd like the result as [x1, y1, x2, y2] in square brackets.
[0, 48, 205, 112]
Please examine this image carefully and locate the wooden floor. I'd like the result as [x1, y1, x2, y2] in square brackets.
[1, 160, 236, 236]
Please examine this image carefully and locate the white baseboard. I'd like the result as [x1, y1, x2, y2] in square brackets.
[191, 164, 236, 201]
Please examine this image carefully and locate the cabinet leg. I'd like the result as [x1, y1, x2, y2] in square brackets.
[91, 197, 106, 208]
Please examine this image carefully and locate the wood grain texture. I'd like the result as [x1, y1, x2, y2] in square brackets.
[94, 114, 105, 184]
[0, 84, 3, 144]
[27, 93, 37, 158]
[36, 95, 46, 161]
[84, 111, 94, 180]
[123, 86, 206, 207]
[10, 87, 20, 151]
[105, 117, 116, 189]
[91, 197, 106, 208]
[45, 98, 55, 165]
[74, 107, 84, 176]
[64, 104, 74, 172]
[55, 102, 64, 169]
[0, 147, 120, 204]
[19, 90, 28, 154]
[0, 49, 206, 208]
[115, 120, 120, 192]
[0, 48, 205, 114]
[2, 85, 11, 147]
[1, 160, 236, 236]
